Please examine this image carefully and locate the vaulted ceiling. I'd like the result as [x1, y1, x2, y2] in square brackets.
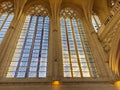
[0, 0, 116, 22]
[0, 0, 114, 13]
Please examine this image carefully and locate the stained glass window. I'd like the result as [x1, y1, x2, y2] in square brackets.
[0, 2, 14, 44]
[60, 8, 98, 78]
[6, 5, 49, 78]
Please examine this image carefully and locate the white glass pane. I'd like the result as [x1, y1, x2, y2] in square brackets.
[64, 72, 72, 77]
[73, 71, 81, 77]
[39, 72, 46, 77]
[17, 72, 26, 78]
[6, 72, 15, 78]
[82, 71, 90, 77]
[28, 72, 37, 77]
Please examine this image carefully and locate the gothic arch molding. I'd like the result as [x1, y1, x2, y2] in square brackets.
[61, 3, 84, 19]
[23, 0, 51, 16]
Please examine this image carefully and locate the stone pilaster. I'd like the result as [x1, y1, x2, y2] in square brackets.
[49, 0, 62, 80]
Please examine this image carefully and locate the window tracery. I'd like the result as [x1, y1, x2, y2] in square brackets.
[60, 8, 78, 19]
[26, 4, 49, 16]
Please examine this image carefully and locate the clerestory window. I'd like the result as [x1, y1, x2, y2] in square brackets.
[60, 8, 98, 78]
[0, 2, 14, 44]
[6, 5, 49, 78]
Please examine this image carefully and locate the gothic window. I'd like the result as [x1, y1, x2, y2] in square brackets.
[0, 2, 14, 44]
[92, 14, 101, 32]
[6, 5, 49, 78]
[60, 8, 98, 78]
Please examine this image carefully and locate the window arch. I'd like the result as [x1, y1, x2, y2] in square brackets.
[6, 5, 49, 78]
[91, 14, 101, 32]
[60, 8, 98, 78]
[0, 2, 14, 44]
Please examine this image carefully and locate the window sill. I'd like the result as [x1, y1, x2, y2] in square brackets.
[0, 77, 114, 84]
[0, 78, 51, 84]
[60, 77, 113, 83]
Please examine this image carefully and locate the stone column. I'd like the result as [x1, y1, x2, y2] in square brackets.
[49, 0, 62, 81]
